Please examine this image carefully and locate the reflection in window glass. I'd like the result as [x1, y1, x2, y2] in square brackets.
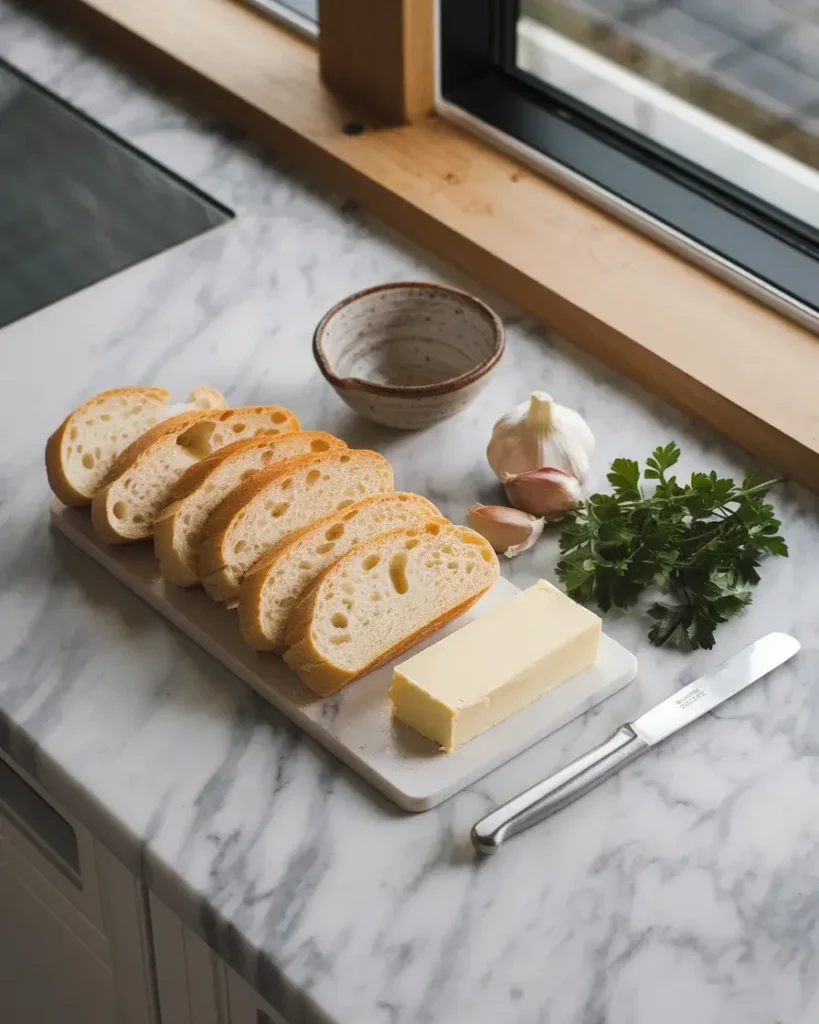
[519, 0, 819, 231]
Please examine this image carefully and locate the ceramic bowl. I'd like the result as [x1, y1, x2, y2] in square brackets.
[313, 282, 504, 430]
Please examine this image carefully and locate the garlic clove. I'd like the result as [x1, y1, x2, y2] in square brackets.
[502, 518, 545, 559]
[466, 504, 544, 558]
[487, 391, 595, 484]
[503, 466, 583, 519]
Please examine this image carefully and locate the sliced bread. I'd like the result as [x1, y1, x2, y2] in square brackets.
[155, 431, 346, 586]
[91, 405, 300, 543]
[238, 492, 445, 651]
[198, 449, 394, 602]
[282, 522, 499, 695]
[45, 385, 226, 506]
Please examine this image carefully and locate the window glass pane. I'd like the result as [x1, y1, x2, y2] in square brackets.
[242, 0, 318, 29]
[518, 0, 819, 231]
[276, 0, 317, 19]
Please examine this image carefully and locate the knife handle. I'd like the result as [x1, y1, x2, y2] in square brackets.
[471, 724, 648, 855]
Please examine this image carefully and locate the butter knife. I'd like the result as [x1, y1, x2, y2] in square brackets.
[472, 632, 800, 855]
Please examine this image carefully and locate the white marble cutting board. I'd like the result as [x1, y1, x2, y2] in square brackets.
[50, 500, 637, 811]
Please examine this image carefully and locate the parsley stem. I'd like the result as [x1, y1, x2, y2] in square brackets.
[737, 478, 782, 498]
[582, 477, 780, 513]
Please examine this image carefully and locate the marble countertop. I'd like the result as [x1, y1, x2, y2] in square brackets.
[2, 5, 819, 1023]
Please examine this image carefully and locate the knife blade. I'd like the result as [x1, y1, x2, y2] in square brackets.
[631, 631, 800, 744]
[472, 632, 800, 855]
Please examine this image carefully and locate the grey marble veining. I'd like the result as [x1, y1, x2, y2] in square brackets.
[1, 4, 819, 1023]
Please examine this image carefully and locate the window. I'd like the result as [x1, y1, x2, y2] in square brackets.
[241, 0, 317, 39]
[439, 0, 819, 329]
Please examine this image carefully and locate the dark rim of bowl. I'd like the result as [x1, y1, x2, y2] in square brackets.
[312, 281, 505, 397]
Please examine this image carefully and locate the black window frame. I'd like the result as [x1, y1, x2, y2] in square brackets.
[439, 0, 819, 321]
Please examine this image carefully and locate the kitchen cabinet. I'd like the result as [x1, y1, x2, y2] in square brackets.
[0, 751, 158, 1024]
[151, 892, 288, 1024]
[0, 748, 287, 1024]
[0, 836, 116, 1024]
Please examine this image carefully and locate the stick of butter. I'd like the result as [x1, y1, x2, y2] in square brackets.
[389, 580, 601, 752]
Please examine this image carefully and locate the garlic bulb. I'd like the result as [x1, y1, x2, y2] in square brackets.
[487, 392, 594, 483]
[466, 504, 544, 558]
[503, 467, 582, 519]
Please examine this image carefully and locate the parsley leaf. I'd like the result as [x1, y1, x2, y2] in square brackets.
[556, 445, 787, 650]
[607, 458, 641, 500]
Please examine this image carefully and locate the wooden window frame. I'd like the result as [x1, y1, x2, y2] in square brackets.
[438, 0, 819, 333]
[29, 0, 819, 492]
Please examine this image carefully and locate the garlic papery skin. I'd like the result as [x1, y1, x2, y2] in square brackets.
[503, 467, 583, 520]
[487, 391, 595, 483]
[466, 504, 544, 558]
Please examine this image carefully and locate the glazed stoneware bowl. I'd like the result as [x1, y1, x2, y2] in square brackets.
[313, 282, 504, 429]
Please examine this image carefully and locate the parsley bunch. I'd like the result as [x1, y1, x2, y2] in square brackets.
[556, 443, 787, 649]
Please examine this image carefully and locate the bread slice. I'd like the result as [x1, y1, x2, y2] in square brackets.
[238, 493, 445, 651]
[198, 449, 394, 602]
[45, 385, 226, 506]
[91, 405, 300, 543]
[155, 431, 346, 586]
[282, 522, 499, 695]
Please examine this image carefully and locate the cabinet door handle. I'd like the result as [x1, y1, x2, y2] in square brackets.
[0, 755, 80, 880]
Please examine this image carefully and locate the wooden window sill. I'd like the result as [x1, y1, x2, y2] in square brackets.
[35, 0, 819, 491]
